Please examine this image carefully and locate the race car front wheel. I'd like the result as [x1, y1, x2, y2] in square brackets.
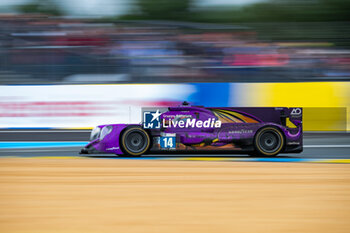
[120, 127, 150, 156]
[254, 127, 284, 156]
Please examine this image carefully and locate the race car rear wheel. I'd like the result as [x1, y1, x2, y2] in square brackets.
[120, 127, 150, 156]
[254, 127, 284, 156]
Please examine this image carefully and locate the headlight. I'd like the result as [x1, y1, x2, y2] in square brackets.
[99, 125, 113, 140]
[90, 127, 101, 141]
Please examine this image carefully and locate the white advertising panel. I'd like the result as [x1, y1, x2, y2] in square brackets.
[0, 84, 195, 129]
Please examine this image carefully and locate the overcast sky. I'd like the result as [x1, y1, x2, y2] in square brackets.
[0, 0, 263, 16]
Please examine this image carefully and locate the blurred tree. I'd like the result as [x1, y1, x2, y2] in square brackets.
[121, 0, 349, 23]
[137, 0, 192, 20]
[16, 0, 62, 16]
[191, 0, 350, 23]
[320, 0, 350, 21]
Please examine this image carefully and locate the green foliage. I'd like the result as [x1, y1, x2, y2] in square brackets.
[137, 0, 192, 20]
[16, 0, 62, 16]
[207, 0, 350, 23]
[126, 0, 350, 23]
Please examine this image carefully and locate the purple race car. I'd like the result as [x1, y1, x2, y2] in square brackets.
[80, 103, 302, 156]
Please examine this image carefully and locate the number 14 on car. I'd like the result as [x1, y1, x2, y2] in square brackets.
[160, 136, 176, 149]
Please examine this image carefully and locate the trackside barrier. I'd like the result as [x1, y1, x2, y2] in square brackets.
[230, 82, 349, 131]
[0, 82, 348, 131]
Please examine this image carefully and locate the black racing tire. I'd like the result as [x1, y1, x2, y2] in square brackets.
[120, 127, 150, 156]
[254, 127, 284, 156]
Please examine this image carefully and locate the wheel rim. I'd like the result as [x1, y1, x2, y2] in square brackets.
[124, 130, 148, 154]
[258, 131, 281, 153]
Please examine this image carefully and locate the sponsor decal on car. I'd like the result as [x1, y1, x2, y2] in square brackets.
[143, 109, 162, 129]
[287, 142, 300, 145]
[228, 129, 253, 134]
[143, 109, 222, 129]
[162, 117, 221, 128]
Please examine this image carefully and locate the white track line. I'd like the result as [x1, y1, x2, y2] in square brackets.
[304, 145, 350, 148]
[0, 145, 349, 152]
[1, 148, 79, 152]
[0, 130, 89, 133]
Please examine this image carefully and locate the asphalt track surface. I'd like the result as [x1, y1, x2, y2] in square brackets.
[0, 130, 349, 159]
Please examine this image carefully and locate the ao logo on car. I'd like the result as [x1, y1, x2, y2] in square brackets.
[291, 108, 302, 115]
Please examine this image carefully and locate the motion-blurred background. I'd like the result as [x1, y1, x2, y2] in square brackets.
[0, 0, 349, 131]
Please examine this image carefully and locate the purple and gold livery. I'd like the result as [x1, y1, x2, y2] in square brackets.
[81, 104, 303, 156]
